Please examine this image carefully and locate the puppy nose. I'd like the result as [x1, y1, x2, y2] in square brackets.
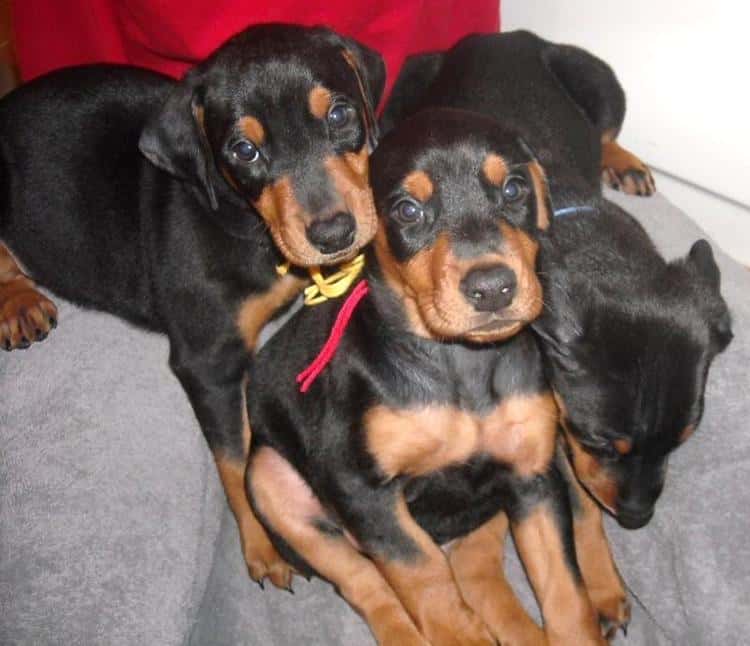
[306, 212, 356, 254]
[460, 265, 516, 312]
[615, 500, 655, 530]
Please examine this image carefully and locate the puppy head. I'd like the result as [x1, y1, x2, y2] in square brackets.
[538, 230, 732, 529]
[369, 108, 551, 342]
[139, 24, 384, 267]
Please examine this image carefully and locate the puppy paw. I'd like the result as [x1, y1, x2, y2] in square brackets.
[244, 535, 295, 591]
[0, 276, 58, 351]
[601, 141, 656, 196]
[594, 593, 631, 641]
[602, 166, 655, 197]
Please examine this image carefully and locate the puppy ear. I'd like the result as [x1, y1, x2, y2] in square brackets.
[687, 239, 720, 289]
[139, 79, 219, 211]
[681, 239, 733, 350]
[528, 160, 552, 230]
[339, 38, 386, 110]
[339, 39, 385, 151]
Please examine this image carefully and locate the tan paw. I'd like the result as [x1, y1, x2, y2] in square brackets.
[592, 590, 631, 641]
[0, 276, 57, 350]
[601, 141, 656, 196]
[243, 534, 295, 591]
[602, 165, 656, 196]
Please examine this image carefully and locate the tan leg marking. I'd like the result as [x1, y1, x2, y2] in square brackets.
[0, 243, 57, 350]
[512, 507, 605, 646]
[214, 386, 293, 589]
[563, 455, 630, 639]
[236, 273, 307, 352]
[449, 513, 545, 646]
[600, 137, 655, 196]
[248, 447, 428, 646]
[374, 496, 495, 646]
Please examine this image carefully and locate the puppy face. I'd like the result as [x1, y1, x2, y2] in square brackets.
[140, 24, 384, 267]
[539, 238, 732, 529]
[370, 109, 550, 342]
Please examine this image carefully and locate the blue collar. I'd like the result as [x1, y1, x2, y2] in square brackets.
[553, 205, 597, 219]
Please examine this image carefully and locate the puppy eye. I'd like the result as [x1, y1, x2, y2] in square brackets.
[502, 175, 527, 202]
[392, 199, 424, 225]
[232, 140, 260, 163]
[327, 102, 352, 128]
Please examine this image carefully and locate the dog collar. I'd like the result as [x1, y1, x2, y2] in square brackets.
[553, 205, 597, 218]
[276, 254, 366, 306]
[296, 278, 369, 392]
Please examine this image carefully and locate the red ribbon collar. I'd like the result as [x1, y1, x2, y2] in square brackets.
[296, 279, 370, 393]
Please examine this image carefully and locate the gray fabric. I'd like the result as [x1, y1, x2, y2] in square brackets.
[1, 190, 748, 645]
[0, 310, 224, 645]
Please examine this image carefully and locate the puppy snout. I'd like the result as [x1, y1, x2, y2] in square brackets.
[306, 212, 356, 254]
[460, 265, 516, 312]
[615, 502, 654, 530]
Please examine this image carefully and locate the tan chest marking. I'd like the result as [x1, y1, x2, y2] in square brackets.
[236, 274, 307, 352]
[365, 393, 558, 479]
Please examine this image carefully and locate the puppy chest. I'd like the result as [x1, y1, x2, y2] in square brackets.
[364, 394, 557, 479]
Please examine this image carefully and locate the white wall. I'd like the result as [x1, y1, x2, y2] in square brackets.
[502, 1, 750, 265]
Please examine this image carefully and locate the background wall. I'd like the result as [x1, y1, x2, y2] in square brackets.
[502, 1, 750, 265]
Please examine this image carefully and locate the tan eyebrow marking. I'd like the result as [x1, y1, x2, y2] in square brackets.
[239, 115, 265, 145]
[402, 170, 434, 202]
[309, 85, 332, 120]
[483, 153, 508, 187]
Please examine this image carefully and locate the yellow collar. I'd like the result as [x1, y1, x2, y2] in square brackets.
[276, 254, 366, 306]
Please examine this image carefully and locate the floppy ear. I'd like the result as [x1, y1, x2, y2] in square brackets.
[528, 160, 553, 230]
[338, 39, 385, 151]
[687, 239, 720, 289]
[339, 37, 386, 111]
[139, 79, 219, 210]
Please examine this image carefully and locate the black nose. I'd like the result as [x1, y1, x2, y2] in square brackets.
[615, 503, 654, 530]
[460, 265, 516, 312]
[306, 212, 356, 254]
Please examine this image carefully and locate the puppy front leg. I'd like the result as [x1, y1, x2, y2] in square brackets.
[448, 512, 545, 646]
[339, 486, 495, 646]
[560, 450, 630, 638]
[509, 462, 605, 646]
[169, 348, 292, 589]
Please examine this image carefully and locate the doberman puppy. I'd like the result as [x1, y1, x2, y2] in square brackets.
[0, 24, 385, 587]
[245, 109, 607, 646]
[383, 28, 732, 619]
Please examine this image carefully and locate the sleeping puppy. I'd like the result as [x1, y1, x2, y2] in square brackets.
[383, 29, 732, 531]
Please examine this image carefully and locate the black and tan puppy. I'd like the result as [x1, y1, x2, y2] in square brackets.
[384, 30, 732, 531]
[245, 109, 608, 646]
[0, 24, 384, 587]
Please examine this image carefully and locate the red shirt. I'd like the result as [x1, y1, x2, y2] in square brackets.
[13, 0, 499, 105]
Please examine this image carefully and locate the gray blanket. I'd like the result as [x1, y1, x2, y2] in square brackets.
[2, 190, 748, 645]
